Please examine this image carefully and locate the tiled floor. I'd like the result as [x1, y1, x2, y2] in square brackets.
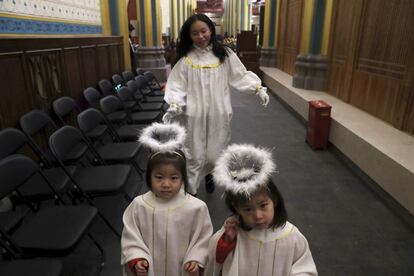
[35, 90, 414, 275]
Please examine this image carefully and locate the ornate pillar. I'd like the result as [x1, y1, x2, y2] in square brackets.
[136, 0, 170, 81]
[223, 0, 251, 37]
[260, 0, 279, 67]
[169, 0, 186, 40]
[293, 0, 333, 91]
[108, 0, 131, 70]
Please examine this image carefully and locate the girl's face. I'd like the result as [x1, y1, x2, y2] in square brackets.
[151, 163, 183, 199]
[235, 192, 275, 230]
[190, 20, 212, 49]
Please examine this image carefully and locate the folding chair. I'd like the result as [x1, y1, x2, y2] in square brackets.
[52, 96, 81, 126]
[0, 154, 103, 272]
[0, 128, 75, 204]
[83, 87, 102, 109]
[100, 95, 160, 125]
[0, 259, 63, 276]
[98, 79, 116, 96]
[136, 68, 146, 75]
[112, 74, 126, 86]
[134, 76, 165, 101]
[77, 107, 145, 142]
[143, 70, 165, 92]
[118, 86, 164, 113]
[122, 70, 135, 82]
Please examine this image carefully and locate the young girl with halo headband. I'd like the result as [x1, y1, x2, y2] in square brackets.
[121, 123, 213, 276]
[206, 144, 317, 276]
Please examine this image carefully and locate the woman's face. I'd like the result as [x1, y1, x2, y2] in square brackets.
[190, 20, 212, 49]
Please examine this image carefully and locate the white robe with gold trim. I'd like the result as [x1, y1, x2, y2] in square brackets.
[164, 46, 262, 194]
[206, 222, 318, 276]
[121, 190, 213, 276]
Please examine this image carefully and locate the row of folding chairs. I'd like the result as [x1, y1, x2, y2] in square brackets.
[0, 69, 165, 275]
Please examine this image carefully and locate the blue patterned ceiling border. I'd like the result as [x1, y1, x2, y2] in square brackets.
[0, 16, 101, 34]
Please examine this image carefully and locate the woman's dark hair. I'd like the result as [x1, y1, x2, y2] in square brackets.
[224, 178, 288, 230]
[145, 150, 188, 193]
[177, 13, 228, 62]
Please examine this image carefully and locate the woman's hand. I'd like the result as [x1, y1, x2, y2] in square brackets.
[223, 216, 239, 243]
[184, 261, 200, 276]
[134, 259, 149, 276]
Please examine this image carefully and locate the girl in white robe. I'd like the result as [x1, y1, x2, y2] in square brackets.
[163, 14, 270, 195]
[206, 144, 317, 276]
[121, 124, 213, 276]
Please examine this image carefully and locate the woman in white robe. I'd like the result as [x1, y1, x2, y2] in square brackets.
[163, 14, 270, 195]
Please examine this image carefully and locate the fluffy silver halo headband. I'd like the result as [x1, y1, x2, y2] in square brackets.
[213, 144, 276, 196]
[139, 122, 186, 153]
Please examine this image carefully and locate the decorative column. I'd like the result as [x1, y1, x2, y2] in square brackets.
[136, 0, 170, 81]
[293, 0, 333, 91]
[108, 0, 131, 70]
[223, 0, 251, 37]
[169, 0, 186, 40]
[260, 0, 279, 67]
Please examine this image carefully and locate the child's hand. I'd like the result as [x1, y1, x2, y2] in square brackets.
[134, 259, 148, 276]
[184, 261, 200, 276]
[224, 216, 239, 243]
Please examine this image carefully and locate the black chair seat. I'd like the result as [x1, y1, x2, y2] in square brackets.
[12, 206, 97, 254]
[141, 102, 164, 111]
[124, 101, 137, 109]
[0, 208, 29, 232]
[85, 125, 108, 139]
[0, 259, 63, 276]
[74, 165, 131, 194]
[106, 111, 127, 122]
[130, 111, 160, 124]
[19, 166, 77, 199]
[151, 90, 164, 96]
[97, 142, 141, 161]
[144, 95, 164, 102]
[116, 124, 146, 141]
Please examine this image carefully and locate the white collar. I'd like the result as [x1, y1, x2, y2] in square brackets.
[245, 222, 294, 242]
[193, 44, 212, 53]
[142, 188, 188, 210]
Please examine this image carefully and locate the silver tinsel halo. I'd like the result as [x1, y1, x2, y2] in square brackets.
[213, 144, 276, 196]
[138, 122, 186, 152]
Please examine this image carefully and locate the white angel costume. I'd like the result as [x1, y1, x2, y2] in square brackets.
[121, 189, 213, 276]
[206, 222, 318, 276]
[164, 46, 264, 194]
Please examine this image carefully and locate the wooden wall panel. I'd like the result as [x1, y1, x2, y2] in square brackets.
[326, 0, 414, 134]
[0, 36, 123, 129]
[0, 52, 33, 127]
[97, 45, 110, 80]
[277, 0, 303, 75]
[63, 47, 84, 99]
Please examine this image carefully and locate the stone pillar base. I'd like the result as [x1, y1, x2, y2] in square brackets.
[259, 47, 277, 67]
[292, 54, 327, 91]
[135, 46, 170, 82]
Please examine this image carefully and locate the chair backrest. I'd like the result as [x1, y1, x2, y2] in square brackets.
[98, 79, 115, 96]
[126, 79, 139, 94]
[52, 96, 81, 126]
[0, 128, 27, 160]
[143, 71, 161, 89]
[77, 108, 106, 134]
[122, 71, 135, 82]
[0, 154, 39, 199]
[100, 95, 123, 115]
[112, 74, 125, 86]
[49, 126, 86, 163]
[117, 87, 134, 102]
[136, 68, 146, 75]
[19, 110, 58, 137]
[83, 87, 102, 108]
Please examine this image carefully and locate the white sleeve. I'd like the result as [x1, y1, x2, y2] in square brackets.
[290, 229, 318, 276]
[183, 202, 214, 267]
[164, 58, 188, 107]
[227, 49, 262, 94]
[120, 199, 153, 267]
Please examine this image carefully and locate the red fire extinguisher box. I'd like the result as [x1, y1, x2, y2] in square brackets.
[306, 100, 332, 150]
